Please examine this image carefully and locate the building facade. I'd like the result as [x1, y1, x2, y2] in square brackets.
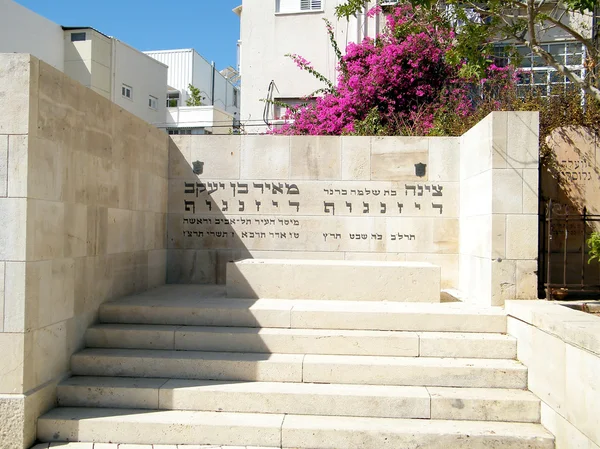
[0, 0, 168, 125]
[235, 0, 596, 133]
[145, 49, 241, 135]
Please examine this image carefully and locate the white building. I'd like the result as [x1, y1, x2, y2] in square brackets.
[235, 0, 595, 133]
[0, 0, 168, 125]
[145, 49, 241, 135]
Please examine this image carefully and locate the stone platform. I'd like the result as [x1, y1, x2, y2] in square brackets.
[226, 259, 441, 302]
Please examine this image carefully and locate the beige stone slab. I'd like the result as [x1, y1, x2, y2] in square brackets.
[0, 135, 7, 198]
[303, 354, 527, 388]
[30, 321, 70, 390]
[507, 316, 534, 366]
[71, 348, 304, 382]
[522, 168, 539, 215]
[240, 136, 290, 179]
[38, 408, 284, 446]
[459, 114, 492, 181]
[85, 324, 178, 350]
[428, 387, 540, 423]
[99, 296, 292, 328]
[492, 169, 524, 214]
[289, 136, 341, 180]
[370, 137, 429, 181]
[0, 333, 25, 393]
[159, 380, 430, 419]
[189, 135, 241, 180]
[507, 112, 539, 170]
[7, 134, 29, 198]
[0, 54, 32, 135]
[341, 136, 370, 180]
[419, 332, 516, 359]
[460, 170, 492, 217]
[0, 198, 27, 260]
[506, 214, 538, 260]
[565, 344, 600, 446]
[226, 259, 440, 302]
[540, 401, 600, 449]
[27, 199, 65, 261]
[281, 414, 554, 449]
[174, 327, 420, 356]
[4, 261, 27, 332]
[49, 444, 94, 448]
[491, 259, 517, 305]
[428, 137, 460, 182]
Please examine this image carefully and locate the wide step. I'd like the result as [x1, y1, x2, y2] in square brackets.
[57, 377, 541, 422]
[71, 349, 527, 388]
[98, 289, 507, 333]
[85, 324, 516, 358]
[37, 408, 554, 448]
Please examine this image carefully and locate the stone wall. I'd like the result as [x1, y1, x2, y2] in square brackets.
[167, 111, 539, 307]
[459, 112, 539, 306]
[507, 301, 600, 449]
[167, 135, 461, 288]
[0, 54, 169, 449]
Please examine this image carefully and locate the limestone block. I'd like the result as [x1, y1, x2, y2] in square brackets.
[460, 114, 492, 180]
[106, 208, 133, 255]
[27, 199, 65, 261]
[169, 136, 192, 179]
[7, 135, 28, 198]
[281, 413, 553, 449]
[0, 333, 25, 393]
[491, 259, 516, 304]
[341, 136, 370, 180]
[506, 215, 538, 259]
[148, 249, 167, 289]
[58, 377, 165, 409]
[507, 112, 539, 169]
[174, 327, 420, 357]
[290, 136, 341, 180]
[0, 261, 4, 332]
[4, 262, 26, 332]
[563, 321, 600, 357]
[0, 54, 32, 135]
[302, 354, 527, 388]
[226, 259, 441, 302]
[541, 401, 600, 449]
[458, 254, 492, 307]
[528, 327, 566, 413]
[0, 198, 28, 261]
[419, 332, 516, 359]
[86, 324, 178, 350]
[38, 408, 284, 447]
[167, 249, 218, 284]
[189, 137, 241, 180]
[27, 259, 75, 330]
[523, 168, 539, 214]
[491, 214, 506, 259]
[492, 169, 524, 214]
[64, 203, 87, 258]
[460, 170, 492, 217]
[30, 321, 69, 390]
[460, 215, 492, 258]
[491, 111, 508, 169]
[0, 393, 26, 449]
[507, 316, 534, 366]
[71, 348, 304, 382]
[371, 137, 429, 181]
[27, 137, 65, 202]
[404, 253, 458, 290]
[516, 260, 539, 299]
[158, 380, 430, 419]
[565, 344, 600, 446]
[429, 387, 540, 422]
[241, 136, 290, 179]
[0, 135, 7, 198]
[428, 137, 460, 182]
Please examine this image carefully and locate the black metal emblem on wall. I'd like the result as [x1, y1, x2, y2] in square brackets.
[192, 160, 204, 175]
[415, 162, 427, 177]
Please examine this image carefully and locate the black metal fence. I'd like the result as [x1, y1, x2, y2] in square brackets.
[543, 200, 600, 300]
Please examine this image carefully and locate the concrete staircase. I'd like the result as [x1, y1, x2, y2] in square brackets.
[37, 284, 554, 448]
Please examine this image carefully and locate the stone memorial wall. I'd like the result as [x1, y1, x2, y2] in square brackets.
[167, 135, 461, 288]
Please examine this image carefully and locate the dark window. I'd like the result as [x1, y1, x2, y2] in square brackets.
[71, 32, 87, 42]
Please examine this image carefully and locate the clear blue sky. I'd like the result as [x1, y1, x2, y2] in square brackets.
[16, 0, 242, 70]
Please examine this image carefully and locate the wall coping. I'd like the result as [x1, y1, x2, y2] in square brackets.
[505, 300, 600, 357]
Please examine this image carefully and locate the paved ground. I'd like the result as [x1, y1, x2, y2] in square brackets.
[32, 444, 277, 449]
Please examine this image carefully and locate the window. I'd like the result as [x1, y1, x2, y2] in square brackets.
[167, 92, 180, 108]
[233, 89, 239, 108]
[148, 95, 158, 110]
[121, 84, 133, 100]
[70, 32, 86, 42]
[276, 0, 322, 13]
[514, 42, 585, 98]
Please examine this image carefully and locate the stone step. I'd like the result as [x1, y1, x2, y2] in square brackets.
[37, 408, 554, 448]
[85, 324, 517, 359]
[98, 295, 507, 333]
[70, 349, 527, 388]
[226, 259, 441, 302]
[57, 377, 541, 423]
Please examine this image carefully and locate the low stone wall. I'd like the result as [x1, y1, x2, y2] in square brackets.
[167, 111, 539, 306]
[0, 54, 169, 448]
[507, 301, 600, 449]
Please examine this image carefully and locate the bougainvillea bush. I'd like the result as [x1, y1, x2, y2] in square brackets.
[271, 3, 517, 136]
